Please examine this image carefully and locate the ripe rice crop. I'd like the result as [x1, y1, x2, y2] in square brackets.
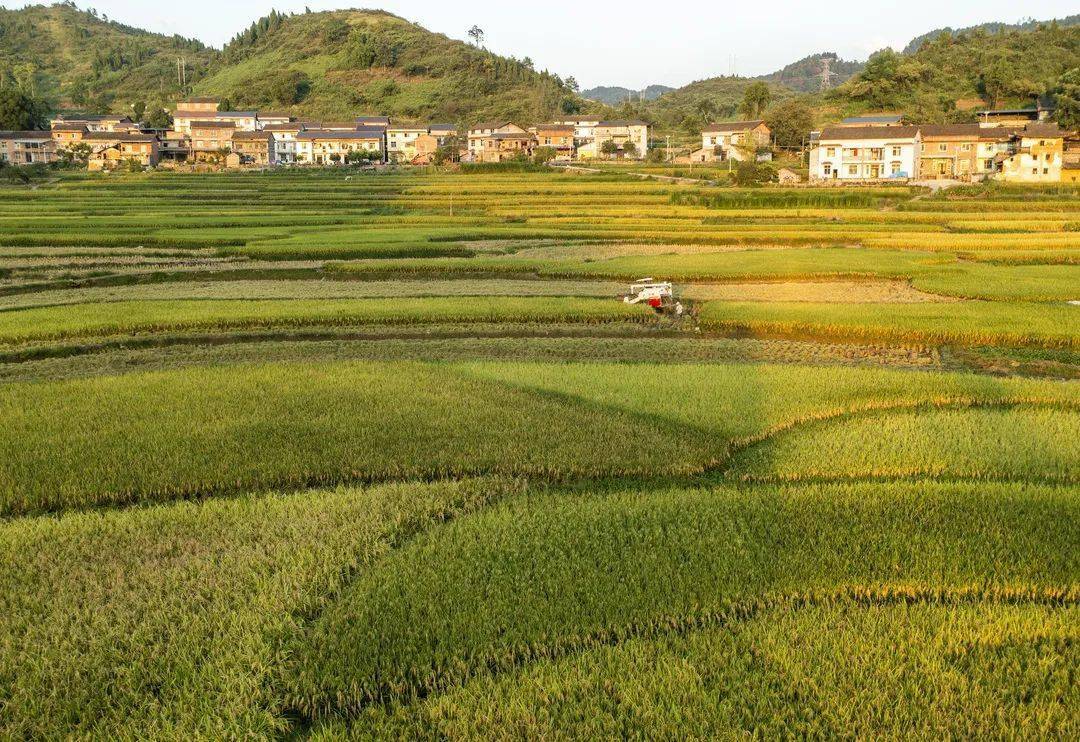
[0, 297, 643, 345]
[3, 360, 1073, 515]
[726, 404, 1079, 482]
[332, 602, 1078, 739]
[285, 480, 1079, 716]
[0, 476, 524, 738]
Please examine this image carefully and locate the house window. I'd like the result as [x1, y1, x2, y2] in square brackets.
[826, 147, 836, 157]
[848, 164, 858, 176]
[823, 163, 832, 176]
[1043, 168, 1049, 175]
[960, 143, 971, 151]
[892, 146, 901, 157]
[938, 143, 947, 152]
[891, 162, 901, 174]
[1032, 168, 1038, 175]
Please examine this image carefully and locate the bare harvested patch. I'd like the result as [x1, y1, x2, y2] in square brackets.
[683, 280, 958, 304]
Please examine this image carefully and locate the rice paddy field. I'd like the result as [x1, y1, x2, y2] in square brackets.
[0, 168, 1077, 738]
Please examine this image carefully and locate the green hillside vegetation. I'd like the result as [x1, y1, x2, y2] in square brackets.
[0, 2, 213, 113]
[193, 9, 583, 123]
[832, 21, 1080, 120]
[903, 13, 1080, 54]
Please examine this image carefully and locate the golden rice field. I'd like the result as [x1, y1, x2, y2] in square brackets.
[0, 168, 1076, 738]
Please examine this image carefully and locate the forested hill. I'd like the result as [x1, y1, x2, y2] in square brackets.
[193, 9, 583, 123]
[0, 2, 214, 112]
[903, 14, 1080, 54]
[834, 20, 1080, 120]
[0, 5, 586, 125]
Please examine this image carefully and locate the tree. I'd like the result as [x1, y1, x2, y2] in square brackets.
[764, 99, 814, 148]
[695, 99, 716, 123]
[467, 25, 485, 47]
[740, 82, 771, 118]
[622, 141, 638, 159]
[0, 89, 48, 130]
[1052, 67, 1080, 130]
[131, 101, 146, 122]
[600, 140, 619, 158]
[145, 107, 172, 130]
[58, 141, 93, 167]
[732, 160, 773, 186]
[565, 76, 579, 93]
[533, 146, 557, 164]
[218, 98, 234, 112]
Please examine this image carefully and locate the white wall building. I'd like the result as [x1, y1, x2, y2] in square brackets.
[810, 126, 921, 182]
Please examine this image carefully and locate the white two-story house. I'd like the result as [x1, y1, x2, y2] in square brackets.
[810, 125, 921, 182]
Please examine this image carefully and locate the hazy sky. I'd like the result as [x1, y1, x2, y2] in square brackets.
[5, 1, 1078, 88]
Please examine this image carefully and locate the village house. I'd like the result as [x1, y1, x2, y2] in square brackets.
[477, 131, 536, 163]
[295, 128, 384, 164]
[531, 124, 575, 160]
[428, 124, 457, 144]
[50, 124, 88, 146]
[256, 112, 293, 129]
[157, 131, 190, 162]
[551, 117, 602, 146]
[262, 122, 304, 164]
[51, 114, 137, 133]
[82, 132, 160, 171]
[412, 133, 440, 164]
[213, 111, 258, 132]
[386, 126, 428, 162]
[173, 99, 220, 134]
[996, 122, 1064, 184]
[0, 131, 56, 164]
[189, 120, 236, 162]
[1061, 162, 1080, 184]
[977, 106, 1054, 127]
[918, 124, 986, 180]
[810, 125, 921, 182]
[593, 121, 649, 159]
[467, 122, 528, 158]
[355, 116, 391, 128]
[230, 131, 276, 166]
[700, 120, 771, 162]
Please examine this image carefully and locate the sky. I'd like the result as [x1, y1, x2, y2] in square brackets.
[4, 1, 1078, 89]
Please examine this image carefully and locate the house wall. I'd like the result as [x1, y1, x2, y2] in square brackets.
[919, 138, 980, 179]
[812, 136, 919, 181]
[997, 136, 1063, 183]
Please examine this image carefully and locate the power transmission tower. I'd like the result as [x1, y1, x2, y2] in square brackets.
[819, 56, 836, 91]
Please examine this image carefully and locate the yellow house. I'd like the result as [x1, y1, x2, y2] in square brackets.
[83, 132, 160, 170]
[996, 123, 1064, 184]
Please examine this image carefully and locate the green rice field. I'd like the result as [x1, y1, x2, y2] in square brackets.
[0, 169, 1076, 738]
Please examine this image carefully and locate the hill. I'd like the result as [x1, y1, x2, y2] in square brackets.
[580, 84, 674, 105]
[903, 14, 1080, 54]
[0, 4, 584, 125]
[758, 52, 864, 93]
[834, 20, 1080, 120]
[192, 9, 581, 123]
[0, 2, 214, 112]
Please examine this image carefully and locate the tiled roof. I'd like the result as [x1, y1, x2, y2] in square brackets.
[189, 120, 236, 129]
[1022, 122, 1065, 138]
[598, 120, 647, 127]
[51, 124, 88, 132]
[83, 132, 158, 142]
[0, 130, 52, 140]
[703, 120, 765, 133]
[470, 120, 514, 131]
[918, 124, 982, 138]
[296, 129, 384, 141]
[232, 131, 274, 141]
[818, 125, 920, 140]
[215, 111, 258, 118]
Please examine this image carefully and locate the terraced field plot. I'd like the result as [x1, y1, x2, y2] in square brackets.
[0, 169, 1076, 738]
